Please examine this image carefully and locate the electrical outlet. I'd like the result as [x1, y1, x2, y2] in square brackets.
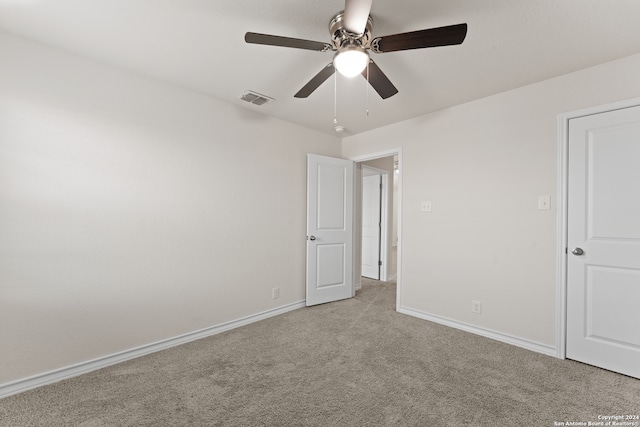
[472, 300, 482, 314]
[420, 201, 432, 212]
[272, 287, 280, 299]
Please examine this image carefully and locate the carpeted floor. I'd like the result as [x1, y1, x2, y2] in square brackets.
[1, 278, 639, 426]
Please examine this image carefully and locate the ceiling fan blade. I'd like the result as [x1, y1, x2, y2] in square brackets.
[343, 0, 373, 34]
[245, 32, 332, 51]
[362, 59, 398, 99]
[294, 64, 336, 98]
[371, 23, 467, 53]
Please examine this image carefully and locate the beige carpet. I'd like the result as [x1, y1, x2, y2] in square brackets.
[1, 279, 639, 426]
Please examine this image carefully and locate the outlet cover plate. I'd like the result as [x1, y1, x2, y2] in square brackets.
[472, 300, 482, 314]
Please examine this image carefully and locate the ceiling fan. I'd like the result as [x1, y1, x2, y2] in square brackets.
[244, 0, 467, 100]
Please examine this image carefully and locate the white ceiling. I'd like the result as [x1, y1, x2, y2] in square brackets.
[2, 0, 640, 136]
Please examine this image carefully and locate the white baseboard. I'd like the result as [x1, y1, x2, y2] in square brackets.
[398, 306, 557, 357]
[0, 300, 305, 400]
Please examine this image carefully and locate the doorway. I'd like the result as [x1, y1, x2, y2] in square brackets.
[350, 149, 402, 310]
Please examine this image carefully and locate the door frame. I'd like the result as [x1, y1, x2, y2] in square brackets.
[349, 148, 402, 312]
[361, 165, 390, 282]
[556, 96, 640, 359]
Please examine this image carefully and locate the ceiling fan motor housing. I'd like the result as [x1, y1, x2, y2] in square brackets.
[329, 11, 373, 51]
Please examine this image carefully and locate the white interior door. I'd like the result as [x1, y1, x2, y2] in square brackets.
[306, 154, 354, 306]
[566, 104, 640, 379]
[362, 172, 381, 279]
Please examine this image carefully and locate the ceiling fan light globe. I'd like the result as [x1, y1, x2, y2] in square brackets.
[333, 48, 369, 78]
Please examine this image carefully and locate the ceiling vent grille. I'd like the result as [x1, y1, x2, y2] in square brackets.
[240, 91, 274, 106]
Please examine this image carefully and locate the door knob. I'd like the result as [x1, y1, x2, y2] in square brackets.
[309, 236, 316, 241]
[572, 247, 584, 256]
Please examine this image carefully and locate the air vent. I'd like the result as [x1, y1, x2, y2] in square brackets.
[240, 91, 274, 106]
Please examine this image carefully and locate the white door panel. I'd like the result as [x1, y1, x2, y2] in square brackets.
[586, 267, 640, 344]
[306, 154, 354, 306]
[566, 105, 640, 379]
[317, 164, 347, 230]
[361, 173, 381, 279]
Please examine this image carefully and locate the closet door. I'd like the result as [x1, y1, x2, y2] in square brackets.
[566, 105, 640, 379]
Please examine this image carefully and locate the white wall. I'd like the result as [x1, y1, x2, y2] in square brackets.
[0, 31, 341, 385]
[343, 52, 640, 350]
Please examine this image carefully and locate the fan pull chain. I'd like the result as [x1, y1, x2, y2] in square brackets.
[366, 60, 370, 116]
[333, 71, 338, 125]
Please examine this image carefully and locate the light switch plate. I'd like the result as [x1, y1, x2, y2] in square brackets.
[538, 195, 551, 210]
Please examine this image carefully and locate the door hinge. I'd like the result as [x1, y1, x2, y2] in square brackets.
[378, 260, 383, 266]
